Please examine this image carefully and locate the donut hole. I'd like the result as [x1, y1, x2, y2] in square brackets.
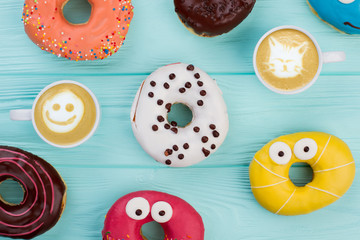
[63, 0, 92, 25]
[167, 103, 193, 128]
[289, 162, 314, 187]
[0, 179, 25, 205]
[140, 221, 165, 240]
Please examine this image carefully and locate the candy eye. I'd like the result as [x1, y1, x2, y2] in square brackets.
[66, 103, 74, 112]
[269, 142, 292, 165]
[338, 0, 355, 4]
[125, 197, 150, 220]
[52, 104, 60, 111]
[151, 201, 173, 223]
[294, 138, 318, 161]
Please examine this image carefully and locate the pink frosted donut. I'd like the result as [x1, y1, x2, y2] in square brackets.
[22, 0, 133, 61]
[102, 191, 204, 240]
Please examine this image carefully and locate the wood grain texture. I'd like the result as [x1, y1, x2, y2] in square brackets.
[1, 0, 360, 239]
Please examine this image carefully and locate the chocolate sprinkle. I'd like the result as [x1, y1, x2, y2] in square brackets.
[197, 81, 203, 87]
[202, 148, 210, 157]
[209, 124, 216, 130]
[157, 99, 163, 105]
[164, 82, 170, 89]
[159, 211, 166, 216]
[136, 209, 142, 216]
[148, 92, 154, 98]
[173, 145, 179, 151]
[165, 149, 173, 156]
[187, 64, 194, 71]
[200, 90, 207, 96]
[171, 128, 178, 134]
[152, 125, 158, 131]
[278, 151, 284, 157]
[171, 121, 178, 127]
[197, 100, 204, 106]
[185, 82, 192, 88]
[202, 136, 209, 143]
[150, 81, 156, 87]
[157, 116, 165, 122]
[164, 124, 171, 129]
[169, 73, 176, 80]
[178, 154, 184, 160]
[165, 160, 172, 165]
[179, 88, 186, 93]
[165, 103, 172, 112]
[212, 131, 220, 138]
[193, 126, 200, 132]
[194, 73, 200, 79]
[183, 143, 189, 149]
[211, 144, 216, 150]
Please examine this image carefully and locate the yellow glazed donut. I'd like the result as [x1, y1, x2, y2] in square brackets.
[249, 132, 355, 215]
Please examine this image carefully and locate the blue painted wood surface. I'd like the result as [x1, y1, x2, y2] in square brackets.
[1, 0, 360, 239]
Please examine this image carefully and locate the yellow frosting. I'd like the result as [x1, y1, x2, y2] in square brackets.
[249, 132, 355, 215]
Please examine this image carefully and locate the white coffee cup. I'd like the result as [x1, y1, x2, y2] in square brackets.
[10, 80, 100, 148]
[253, 25, 346, 94]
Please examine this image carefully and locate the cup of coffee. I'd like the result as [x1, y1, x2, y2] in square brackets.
[10, 80, 100, 148]
[253, 25, 345, 94]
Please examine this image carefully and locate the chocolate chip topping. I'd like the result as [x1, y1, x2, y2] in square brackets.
[159, 211, 166, 216]
[194, 73, 200, 79]
[164, 124, 171, 129]
[193, 126, 200, 132]
[152, 125, 158, 131]
[212, 131, 220, 138]
[200, 90, 207, 96]
[148, 92, 154, 98]
[165, 149, 173, 156]
[197, 100, 204, 106]
[174, 0, 256, 37]
[211, 144, 216, 150]
[197, 81, 203, 87]
[150, 81, 156, 87]
[187, 64, 195, 71]
[178, 154, 184, 159]
[202, 147, 210, 157]
[136, 209, 143, 216]
[202, 136, 209, 143]
[165, 159, 172, 165]
[183, 143, 189, 149]
[171, 121, 178, 127]
[164, 82, 170, 89]
[173, 145, 179, 151]
[165, 103, 172, 112]
[185, 82, 192, 88]
[179, 88, 186, 93]
[169, 73, 176, 80]
[209, 124, 216, 130]
[157, 116, 165, 122]
[157, 99, 163, 105]
[171, 128, 178, 134]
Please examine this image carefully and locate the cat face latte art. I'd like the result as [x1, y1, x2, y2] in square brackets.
[255, 27, 320, 93]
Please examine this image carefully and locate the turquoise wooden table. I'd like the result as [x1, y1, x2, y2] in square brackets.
[1, 0, 360, 239]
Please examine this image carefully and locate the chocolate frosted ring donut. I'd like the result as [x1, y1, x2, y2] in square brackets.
[0, 146, 66, 239]
[131, 63, 229, 167]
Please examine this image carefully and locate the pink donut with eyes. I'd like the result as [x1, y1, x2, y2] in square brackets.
[102, 191, 204, 240]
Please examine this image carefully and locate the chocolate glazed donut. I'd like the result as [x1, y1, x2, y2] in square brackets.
[174, 0, 256, 37]
[0, 146, 66, 239]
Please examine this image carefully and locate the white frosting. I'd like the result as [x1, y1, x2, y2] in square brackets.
[125, 197, 150, 220]
[130, 63, 229, 167]
[294, 138, 318, 160]
[151, 201, 173, 223]
[42, 89, 84, 133]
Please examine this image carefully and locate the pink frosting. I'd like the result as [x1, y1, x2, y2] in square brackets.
[102, 191, 205, 240]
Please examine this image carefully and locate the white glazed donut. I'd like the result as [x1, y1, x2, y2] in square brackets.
[130, 63, 229, 167]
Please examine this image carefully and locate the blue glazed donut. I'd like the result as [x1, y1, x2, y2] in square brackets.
[308, 0, 360, 34]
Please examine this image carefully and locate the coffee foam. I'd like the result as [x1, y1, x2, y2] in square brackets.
[42, 90, 85, 133]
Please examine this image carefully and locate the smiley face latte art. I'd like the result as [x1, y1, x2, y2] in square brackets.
[34, 82, 98, 147]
